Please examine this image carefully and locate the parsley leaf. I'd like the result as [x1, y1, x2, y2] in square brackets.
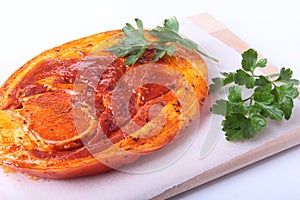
[108, 19, 152, 65]
[256, 58, 268, 68]
[211, 48, 300, 141]
[209, 72, 235, 92]
[224, 114, 267, 140]
[109, 17, 218, 65]
[241, 48, 258, 72]
[163, 17, 179, 32]
[275, 67, 300, 85]
[234, 69, 255, 88]
[257, 102, 283, 120]
[228, 86, 242, 102]
[211, 99, 228, 116]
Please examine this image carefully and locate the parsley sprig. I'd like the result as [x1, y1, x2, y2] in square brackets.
[108, 17, 218, 65]
[211, 48, 300, 141]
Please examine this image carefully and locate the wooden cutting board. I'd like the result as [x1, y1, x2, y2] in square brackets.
[1, 13, 299, 200]
[152, 13, 300, 199]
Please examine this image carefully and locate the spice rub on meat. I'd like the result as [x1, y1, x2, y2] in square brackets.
[0, 30, 208, 179]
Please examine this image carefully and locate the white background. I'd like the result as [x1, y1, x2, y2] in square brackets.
[0, 0, 300, 199]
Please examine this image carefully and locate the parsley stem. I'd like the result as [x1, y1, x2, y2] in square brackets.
[196, 49, 219, 62]
[268, 73, 280, 78]
[249, 96, 254, 107]
[243, 96, 252, 102]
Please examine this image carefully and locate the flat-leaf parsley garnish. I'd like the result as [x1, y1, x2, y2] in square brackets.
[108, 17, 218, 65]
[210, 48, 300, 141]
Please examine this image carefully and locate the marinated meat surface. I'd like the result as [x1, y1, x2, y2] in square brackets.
[0, 30, 208, 179]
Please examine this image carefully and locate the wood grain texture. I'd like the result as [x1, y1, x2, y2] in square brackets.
[190, 13, 300, 98]
[189, 13, 279, 74]
[152, 13, 300, 200]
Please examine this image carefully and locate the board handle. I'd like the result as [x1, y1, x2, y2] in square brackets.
[189, 12, 300, 98]
[189, 13, 278, 74]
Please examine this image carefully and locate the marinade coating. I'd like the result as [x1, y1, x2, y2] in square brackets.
[0, 30, 208, 179]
